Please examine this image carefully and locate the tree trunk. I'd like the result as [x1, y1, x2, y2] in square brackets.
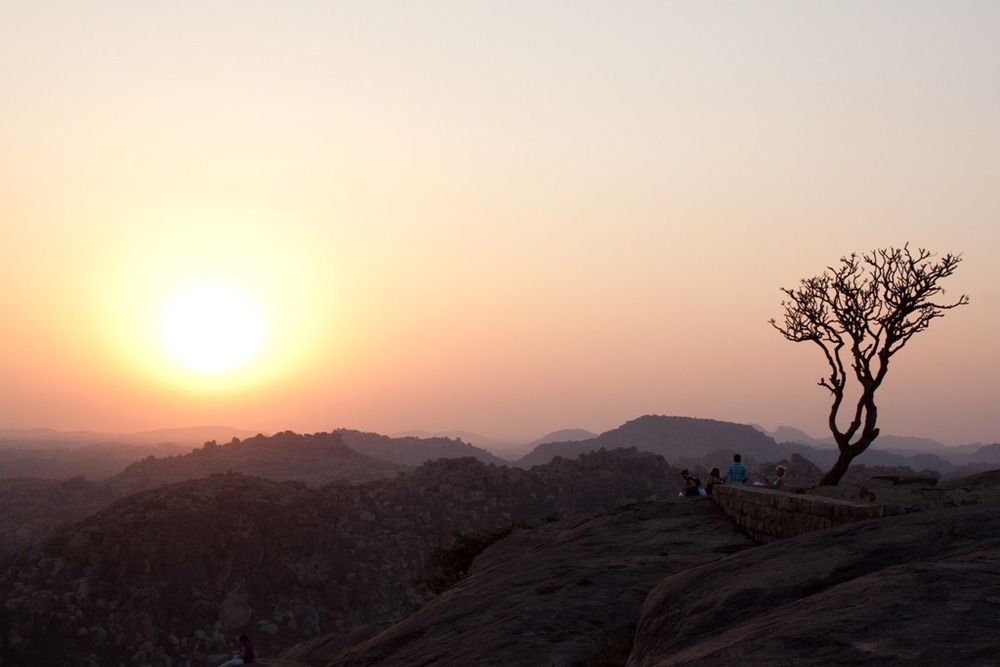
[819, 449, 855, 486]
[821, 427, 879, 486]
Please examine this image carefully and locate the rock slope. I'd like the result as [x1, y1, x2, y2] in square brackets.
[0, 477, 118, 558]
[285, 498, 751, 666]
[278, 503, 1000, 666]
[628, 503, 1000, 666]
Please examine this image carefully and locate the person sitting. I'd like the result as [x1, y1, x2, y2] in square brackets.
[722, 454, 749, 485]
[218, 635, 254, 666]
[680, 469, 702, 496]
[704, 467, 723, 495]
[763, 465, 787, 489]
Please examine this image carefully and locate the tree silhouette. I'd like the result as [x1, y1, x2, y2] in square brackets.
[771, 246, 969, 485]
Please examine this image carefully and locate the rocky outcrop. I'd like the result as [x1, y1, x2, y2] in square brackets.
[628, 503, 1000, 666]
[0, 448, 678, 666]
[282, 501, 1000, 667]
[0, 431, 502, 563]
[287, 499, 751, 667]
[0, 477, 119, 558]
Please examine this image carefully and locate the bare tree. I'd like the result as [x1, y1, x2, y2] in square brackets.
[771, 246, 969, 485]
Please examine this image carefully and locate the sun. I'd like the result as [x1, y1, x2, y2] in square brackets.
[157, 280, 267, 373]
[94, 204, 338, 393]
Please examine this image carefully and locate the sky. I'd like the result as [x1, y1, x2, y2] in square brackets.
[2, 2, 998, 447]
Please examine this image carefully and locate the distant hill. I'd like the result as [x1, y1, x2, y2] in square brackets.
[526, 428, 598, 448]
[941, 442, 1000, 466]
[516, 415, 778, 468]
[775, 444, 959, 477]
[492, 428, 599, 460]
[0, 441, 190, 481]
[763, 425, 1000, 472]
[336, 429, 508, 467]
[108, 431, 409, 493]
[387, 429, 525, 458]
[513, 416, 989, 479]
[0, 425, 260, 446]
[964, 443, 1000, 465]
[767, 425, 953, 452]
[0, 426, 261, 482]
[766, 424, 830, 447]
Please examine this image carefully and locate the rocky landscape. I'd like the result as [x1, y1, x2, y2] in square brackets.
[283, 499, 754, 667]
[281, 500, 1000, 667]
[0, 477, 119, 559]
[0, 448, 678, 666]
[2, 416, 1000, 666]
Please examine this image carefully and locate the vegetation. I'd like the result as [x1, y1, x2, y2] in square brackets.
[420, 520, 531, 594]
[771, 245, 968, 485]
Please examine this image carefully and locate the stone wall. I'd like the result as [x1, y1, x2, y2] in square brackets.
[799, 483, 1000, 512]
[710, 484, 886, 544]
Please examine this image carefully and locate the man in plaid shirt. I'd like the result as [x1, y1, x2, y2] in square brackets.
[723, 454, 749, 485]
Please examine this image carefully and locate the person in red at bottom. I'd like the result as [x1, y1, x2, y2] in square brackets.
[218, 634, 254, 666]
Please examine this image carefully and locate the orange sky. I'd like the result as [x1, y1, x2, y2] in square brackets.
[2, 2, 998, 446]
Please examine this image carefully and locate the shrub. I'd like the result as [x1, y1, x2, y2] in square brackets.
[420, 520, 530, 594]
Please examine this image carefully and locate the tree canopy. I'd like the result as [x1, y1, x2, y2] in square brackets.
[771, 246, 969, 485]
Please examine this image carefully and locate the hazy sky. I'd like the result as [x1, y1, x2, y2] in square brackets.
[2, 2, 998, 446]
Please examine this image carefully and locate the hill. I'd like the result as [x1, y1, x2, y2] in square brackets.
[496, 428, 599, 460]
[0, 426, 258, 482]
[0, 441, 190, 481]
[0, 420, 952, 568]
[0, 448, 679, 666]
[0, 477, 119, 558]
[108, 431, 410, 493]
[0, 425, 258, 446]
[766, 425, 1000, 470]
[512, 415, 989, 482]
[516, 415, 779, 468]
[334, 429, 509, 467]
[0, 432, 411, 560]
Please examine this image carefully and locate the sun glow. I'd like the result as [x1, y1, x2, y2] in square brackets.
[93, 202, 339, 396]
[158, 281, 267, 373]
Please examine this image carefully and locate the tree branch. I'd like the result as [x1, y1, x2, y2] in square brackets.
[771, 245, 969, 484]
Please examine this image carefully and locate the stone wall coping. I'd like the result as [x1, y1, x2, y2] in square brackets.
[713, 483, 877, 508]
[709, 483, 884, 544]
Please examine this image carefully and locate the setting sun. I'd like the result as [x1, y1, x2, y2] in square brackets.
[86, 203, 338, 399]
[158, 280, 267, 373]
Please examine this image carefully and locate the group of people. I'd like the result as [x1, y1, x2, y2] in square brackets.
[680, 454, 787, 496]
